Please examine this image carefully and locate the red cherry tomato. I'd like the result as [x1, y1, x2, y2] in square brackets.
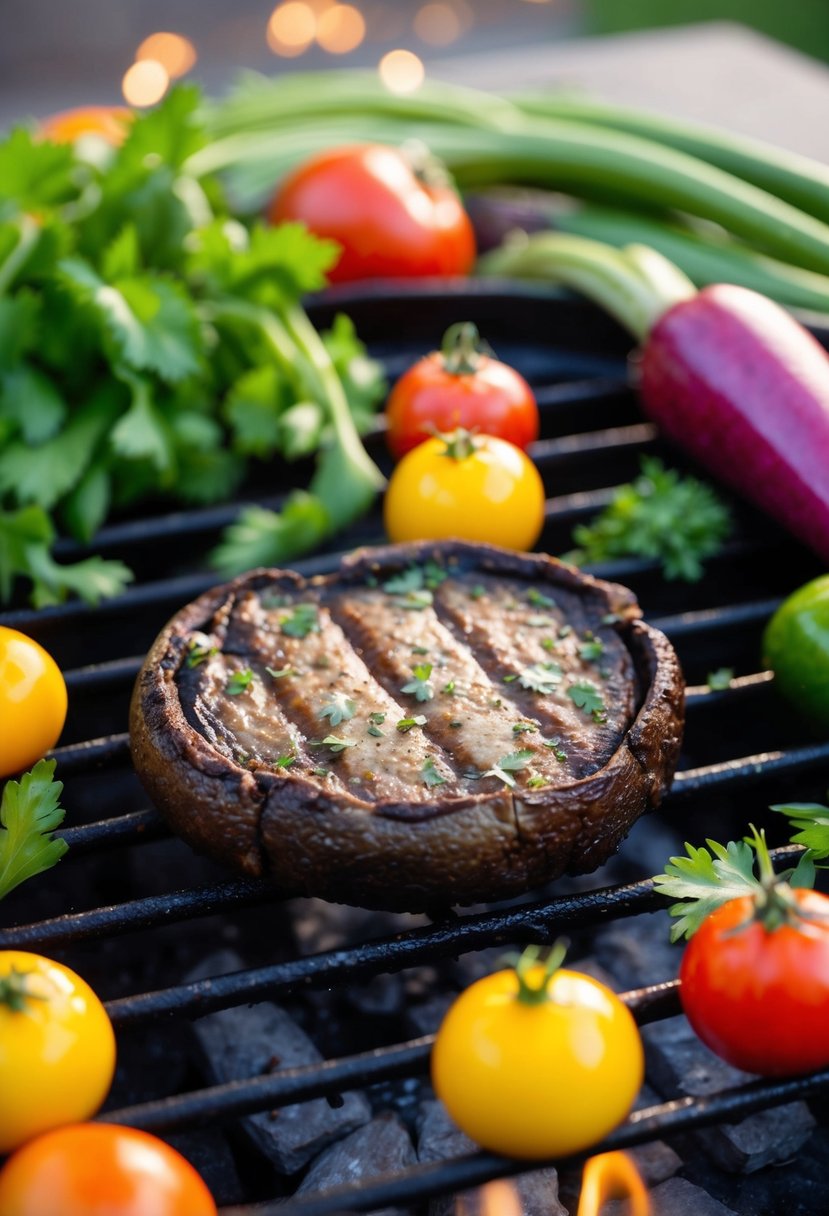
[679, 886, 829, 1076]
[385, 322, 539, 458]
[0, 1124, 217, 1216]
[267, 144, 475, 284]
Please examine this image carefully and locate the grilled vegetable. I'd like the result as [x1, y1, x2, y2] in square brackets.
[658, 827, 829, 1077]
[267, 143, 475, 283]
[0, 951, 116, 1152]
[0, 629, 67, 776]
[480, 234, 829, 566]
[431, 943, 644, 1158]
[763, 575, 829, 731]
[0, 1124, 217, 1216]
[383, 429, 545, 551]
[384, 322, 539, 458]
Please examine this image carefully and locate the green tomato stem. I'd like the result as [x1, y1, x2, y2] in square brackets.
[0, 967, 44, 1014]
[440, 322, 483, 375]
[512, 940, 569, 1005]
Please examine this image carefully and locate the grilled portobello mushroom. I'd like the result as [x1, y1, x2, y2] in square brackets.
[130, 542, 684, 911]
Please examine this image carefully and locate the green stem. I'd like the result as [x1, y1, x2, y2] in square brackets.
[512, 940, 569, 1005]
[441, 322, 483, 375]
[0, 967, 44, 1014]
[0, 215, 40, 295]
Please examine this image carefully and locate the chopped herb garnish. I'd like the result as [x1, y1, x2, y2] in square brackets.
[707, 667, 735, 691]
[369, 711, 386, 725]
[259, 592, 290, 610]
[411, 645, 430, 656]
[401, 663, 434, 702]
[367, 724, 384, 737]
[489, 697, 502, 708]
[470, 584, 486, 600]
[266, 665, 296, 680]
[280, 603, 319, 638]
[449, 719, 462, 728]
[543, 736, 568, 763]
[518, 662, 563, 694]
[579, 638, 606, 662]
[318, 693, 357, 727]
[400, 589, 433, 611]
[527, 774, 548, 789]
[558, 624, 573, 639]
[567, 681, 606, 719]
[528, 588, 556, 609]
[512, 722, 537, 735]
[310, 734, 356, 753]
[484, 748, 535, 788]
[540, 638, 557, 653]
[275, 754, 295, 769]
[312, 766, 330, 778]
[503, 674, 519, 683]
[527, 615, 555, 628]
[225, 669, 254, 696]
[384, 561, 446, 601]
[185, 640, 218, 668]
[423, 560, 448, 588]
[422, 757, 447, 788]
[396, 715, 427, 733]
[442, 680, 456, 695]
[383, 567, 424, 594]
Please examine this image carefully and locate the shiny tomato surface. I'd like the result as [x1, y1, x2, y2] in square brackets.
[0, 952, 116, 1153]
[680, 887, 829, 1076]
[385, 339, 539, 458]
[0, 1124, 217, 1216]
[268, 144, 475, 283]
[384, 430, 545, 551]
[0, 626, 67, 777]
[432, 963, 644, 1158]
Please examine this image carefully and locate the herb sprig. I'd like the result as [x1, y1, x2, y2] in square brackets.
[0, 760, 68, 901]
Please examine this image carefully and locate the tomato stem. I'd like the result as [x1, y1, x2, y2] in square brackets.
[0, 967, 44, 1014]
[512, 939, 568, 1005]
[441, 322, 484, 375]
[437, 426, 479, 461]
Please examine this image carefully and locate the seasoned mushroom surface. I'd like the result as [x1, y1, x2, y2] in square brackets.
[130, 542, 684, 910]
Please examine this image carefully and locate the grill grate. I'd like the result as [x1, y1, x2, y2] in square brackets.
[2, 284, 829, 1214]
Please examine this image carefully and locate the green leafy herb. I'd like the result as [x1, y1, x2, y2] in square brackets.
[484, 748, 535, 789]
[527, 615, 555, 628]
[527, 774, 548, 789]
[540, 637, 557, 653]
[275, 753, 295, 769]
[558, 625, 572, 639]
[312, 766, 329, 778]
[579, 637, 605, 662]
[396, 715, 427, 733]
[567, 681, 606, 720]
[310, 734, 356, 753]
[318, 693, 356, 727]
[367, 724, 384, 737]
[518, 662, 563, 694]
[401, 663, 434, 703]
[652, 827, 814, 942]
[512, 722, 537, 735]
[266, 665, 296, 680]
[422, 757, 447, 788]
[527, 588, 556, 609]
[368, 711, 386, 725]
[185, 639, 218, 668]
[449, 719, 463, 728]
[0, 760, 68, 901]
[470, 584, 486, 600]
[707, 667, 735, 691]
[280, 603, 319, 638]
[226, 669, 254, 695]
[442, 680, 456, 695]
[543, 736, 568, 763]
[565, 457, 731, 581]
[411, 645, 429, 656]
[770, 801, 829, 859]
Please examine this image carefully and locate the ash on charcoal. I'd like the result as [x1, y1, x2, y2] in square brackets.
[296, 1111, 416, 1216]
[605, 1176, 737, 1216]
[417, 1101, 567, 1216]
[187, 950, 370, 1174]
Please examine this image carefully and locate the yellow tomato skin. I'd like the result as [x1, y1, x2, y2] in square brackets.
[0, 627, 68, 777]
[431, 965, 643, 1159]
[0, 952, 116, 1153]
[383, 434, 545, 551]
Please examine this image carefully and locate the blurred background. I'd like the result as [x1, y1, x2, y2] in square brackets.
[1, 0, 828, 131]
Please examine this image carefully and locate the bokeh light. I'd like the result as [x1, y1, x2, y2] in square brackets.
[413, 4, 462, 46]
[122, 59, 169, 107]
[378, 49, 425, 94]
[267, 2, 317, 56]
[135, 32, 197, 79]
[316, 4, 366, 54]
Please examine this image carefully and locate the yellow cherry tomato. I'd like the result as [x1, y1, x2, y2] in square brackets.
[431, 951, 644, 1159]
[0, 627, 68, 777]
[0, 952, 116, 1153]
[383, 429, 545, 551]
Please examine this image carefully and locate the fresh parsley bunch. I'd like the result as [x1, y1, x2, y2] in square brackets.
[0, 87, 385, 607]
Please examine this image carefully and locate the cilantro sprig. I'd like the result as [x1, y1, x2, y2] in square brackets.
[0, 760, 68, 901]
[565, 457, 731, 582]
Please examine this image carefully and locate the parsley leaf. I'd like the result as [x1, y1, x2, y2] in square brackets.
[565, 457, 731, 581]
[484, 749, 535, 788]
[518, 662, 562, 694]
[280, 602, 319, 638]
[422, 757, 447, 788]
[396, 715, 427, 733]
[226, 669, 254, 695]
[567, 681, 606, 719]
[770, 801, 829, 859]
[0, 760, 68, 901]
[401, 664, 434, 703]
[311, 734, 357, 753]
[579, 637, 605, 662]
[318, 693, 356, 727]
[527, 588, 556, 609]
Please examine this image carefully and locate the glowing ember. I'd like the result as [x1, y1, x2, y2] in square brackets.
[122, 60, 169, 108]
[317, 3, 366, 53]
[378, 49, 425, 94]
[267, 2, 317, 56]
[135, 32, 197, 79]
[577, 1152, 651, 1216]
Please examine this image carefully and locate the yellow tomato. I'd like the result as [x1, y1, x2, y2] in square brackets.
[383, 429, 545, 551]
[0, 627, 68, 777]
[0, 952, 116, 1153]
[431, 955, 643, 1159]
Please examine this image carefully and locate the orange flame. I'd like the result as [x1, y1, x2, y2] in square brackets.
[577, 1152, 650, 1216]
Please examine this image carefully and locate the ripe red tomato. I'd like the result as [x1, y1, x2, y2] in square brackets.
[679, 887, 829, 1076]
[385, 322, 539, 458]
[268, 144, 475, 283]
[0, 1124, 217, 1216]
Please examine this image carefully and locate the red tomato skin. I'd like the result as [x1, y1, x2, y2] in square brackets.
[0, 1123, 217, 1216]
[679, 889, 829, 1076]
[385, 352, 539, 458]
[268, 145, 475, 283]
